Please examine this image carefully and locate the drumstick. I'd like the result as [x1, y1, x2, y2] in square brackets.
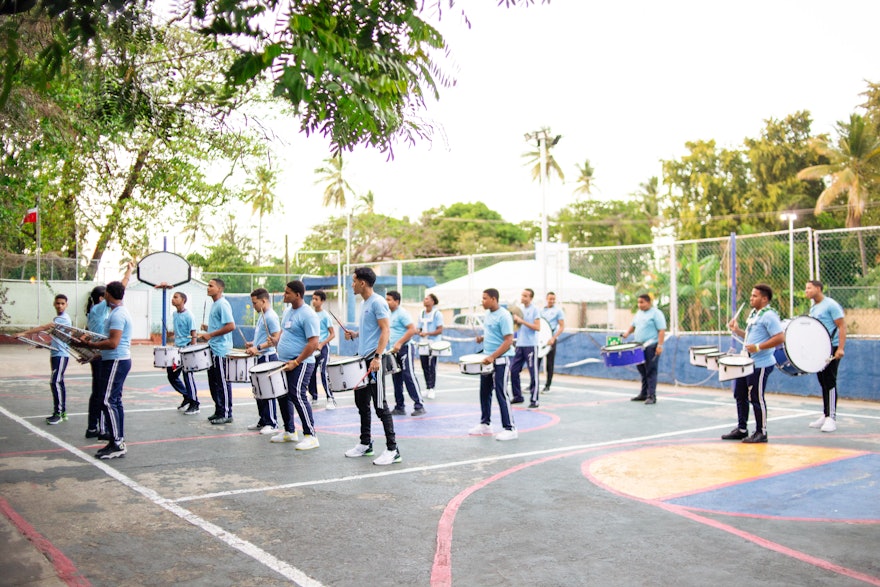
[202, 300, 208, 324]
[729, 304, 745, 324]
[237, 327, 246, 345]
[326, 308, 350, 334]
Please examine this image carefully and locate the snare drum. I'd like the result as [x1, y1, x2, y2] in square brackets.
[417, 341, 431, 356]
[225, 352, 257, 383]
[249, 361, 288, 399]
[429, 340, 452, 357]
[705, 351, 729, 371]
[774, 316, 833, 376]
[327, 356, 369, 392]
[601, 343, 645, 367]
[689, 345, 719, 366]
[459, 353, 494, 375]
[718, 355, 755, 382]
[690, 346, 720, 368]
[180, 343, 212, 373]
[153, 346, 180, 369]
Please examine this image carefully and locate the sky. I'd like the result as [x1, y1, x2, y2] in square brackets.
[159, 0, 880, 260]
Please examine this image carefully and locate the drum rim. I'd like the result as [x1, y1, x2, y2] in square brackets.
[459, 353, 487, 363]
[718, 356, 754, 366]
[781, 315, 833, 373]
[249, 360, 286, 373]
[327, 356, 367, 366]
[429, 340, 452, 350]
[180, 343, 210, 353]
[692, 347, 720, 356]
[602, 342, 642, 351]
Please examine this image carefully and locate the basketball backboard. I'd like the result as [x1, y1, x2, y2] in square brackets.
[137, 251, 191, 287]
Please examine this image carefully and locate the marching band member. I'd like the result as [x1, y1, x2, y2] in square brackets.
[168, 291, 200, 415]
[200, 278, 235, 425]
[510, 288, 541, 408]
[308, 289, 337, 409]
[805, 280, 847, 433]
[418, 293, 443, 399]
[539, 291, 565, 393]
[386, 290, 425, 417]
[245, 288, 281, 435]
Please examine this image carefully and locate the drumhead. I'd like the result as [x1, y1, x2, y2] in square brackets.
[783, 315, 832, 373]
[718, 356, 754, 367]
[227, 351, 251, 359]
[537, 318, 552, 348]
[250, 361, 286, 374]
[693, 347, 719, 356]
[459, 353, 486, 364]
[328, 355, 366, 367]
[181, 343, 210, 353]
[603, 343, 640, 352]
[430, 341, 451, 351]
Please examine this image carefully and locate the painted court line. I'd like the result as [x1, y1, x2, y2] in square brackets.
[0, 404, 324, 587]
[171, 413, 807, 503]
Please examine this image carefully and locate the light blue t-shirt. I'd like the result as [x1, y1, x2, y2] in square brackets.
[483, 307, 514, 358]
[388, 307, 414, 348]
[88, 301, 108, 337]
[173, 308, 196, 348]
[358, 293, 391, 357]
[541, 305, 565, 333]
[277, 304, 319, 363]
[745, 306, 784, 369]
[316, 309, 332, 342]
[102, 305, 132, 360]
[254, 308, 281, 356]
[418, 308, 443, 342]
[809, 297, 845, 346]
[632, 307, 667, 347]
[51, 312, 71, 358]
[207, 296, 234, 358]
[517, 303, 540, 346]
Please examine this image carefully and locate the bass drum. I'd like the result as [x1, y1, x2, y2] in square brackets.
[775, 316, 833, 376]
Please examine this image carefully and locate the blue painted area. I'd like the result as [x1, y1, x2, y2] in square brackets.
[317, 402, 555, 438]
[667, 453, 880, 520]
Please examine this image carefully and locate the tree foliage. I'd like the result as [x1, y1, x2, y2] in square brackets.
[420, 201, 532, 255]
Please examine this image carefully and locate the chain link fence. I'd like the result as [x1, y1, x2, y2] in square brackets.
[0, 251, 101, 281]
[815, 226, 880, 335]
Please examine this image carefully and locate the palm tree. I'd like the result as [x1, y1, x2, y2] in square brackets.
[522, 127, 565, 184]
[797, 113, 880, 275]
[356, 190, 375, 214]
[314, 154, 355, 209]
[573, 159, 595, 196]
[244, 164, 279, 265]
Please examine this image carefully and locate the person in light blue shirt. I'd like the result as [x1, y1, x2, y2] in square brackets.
[725, 284, 785, 444]
[83, 281, 132, 459]
[272, 281, 320, 450]
[201, 278, 235, 424]
[510, 288, 541, 408]
[621, 294, 667, 404]
[386, 290, 424, 417]
[469, 288, 517, 440]
[245, 288, 282, 435]
[417, 293, 444, 398]
[805, 280, 847, 432]
[17, 294, 71, 425]
[166, 291, 199, 414]
[343, 267, 400, 465]
[539, 292, 565, 392]
[308, 290, 337, 408]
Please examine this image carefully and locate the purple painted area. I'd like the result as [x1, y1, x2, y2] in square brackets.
[667, 454, 880, 521]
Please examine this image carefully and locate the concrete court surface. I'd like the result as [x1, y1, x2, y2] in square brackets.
[0, 344, 878, 587]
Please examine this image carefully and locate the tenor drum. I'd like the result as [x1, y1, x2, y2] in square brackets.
[429, 340, 452, 357]
[718, 355, 755, 382]
[705, 351, 729, 371]
[459, 353, 494, 375]
[601, 343, 645, 367]
[180, 343, 212, 373]
[774, 316, 833, 376]
[689, 345, 719, 366]
[249, 361, 288, 399]
[225, 352, 257, 383]
[417, 341, 431, 356]
[537, 318, 553, 359]
[153, 346, 180, 369]
[327, 356, 369, 392]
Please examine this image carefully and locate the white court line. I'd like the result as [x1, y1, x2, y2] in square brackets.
[0, 404, 324, 587]
[20, 401, 258, 420]
[173, 412, 811, 503]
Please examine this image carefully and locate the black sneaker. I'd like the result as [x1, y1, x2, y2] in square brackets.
[184, 402, 200, 415]
[177, 398, 189, 411]
[391, 407, 406, 416]
[85, 429, 99, 439]
[644, 397, 656, 405]
[511, 397, 525, 404]
[721, 428, 749, 440]
[411, 407, 426, 416]
[210, 416, 233, 425]
[528, 402, 540, 409]
[742, 431, 768, 444]
[46, 413, 63, 425]
[96, 441, 126, 459]
[630, 395, 647, 402]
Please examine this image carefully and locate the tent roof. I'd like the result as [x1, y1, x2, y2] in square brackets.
[426, 260, 615, 309]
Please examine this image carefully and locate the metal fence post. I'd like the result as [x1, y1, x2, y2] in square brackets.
[669, 240, 678, 335]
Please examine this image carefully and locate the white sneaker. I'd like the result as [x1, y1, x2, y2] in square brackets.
[820, 418, 837, 433]
[259, 425, 279, 435]
[345, 443, 374, 458]
[247, 422, 263, 431]
[468, 423, 493, 436]
[270, 431, 298, 443]
[373, 448, 401, 465]
[326, 398, 337, 410]
[426, 388, 436, 399]
[495, 428, 518, 441]
[808, 415, 826, 429]
[296, 435, 320, 450]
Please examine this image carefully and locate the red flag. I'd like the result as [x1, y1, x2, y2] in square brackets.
[22, 207, 37, 224]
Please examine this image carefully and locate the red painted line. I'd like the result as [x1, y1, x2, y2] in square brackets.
[0, 495, 91, 586]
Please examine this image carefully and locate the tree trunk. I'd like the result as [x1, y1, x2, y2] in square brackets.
[84, 139, 156, 280]
[857, 230, 868, 277]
